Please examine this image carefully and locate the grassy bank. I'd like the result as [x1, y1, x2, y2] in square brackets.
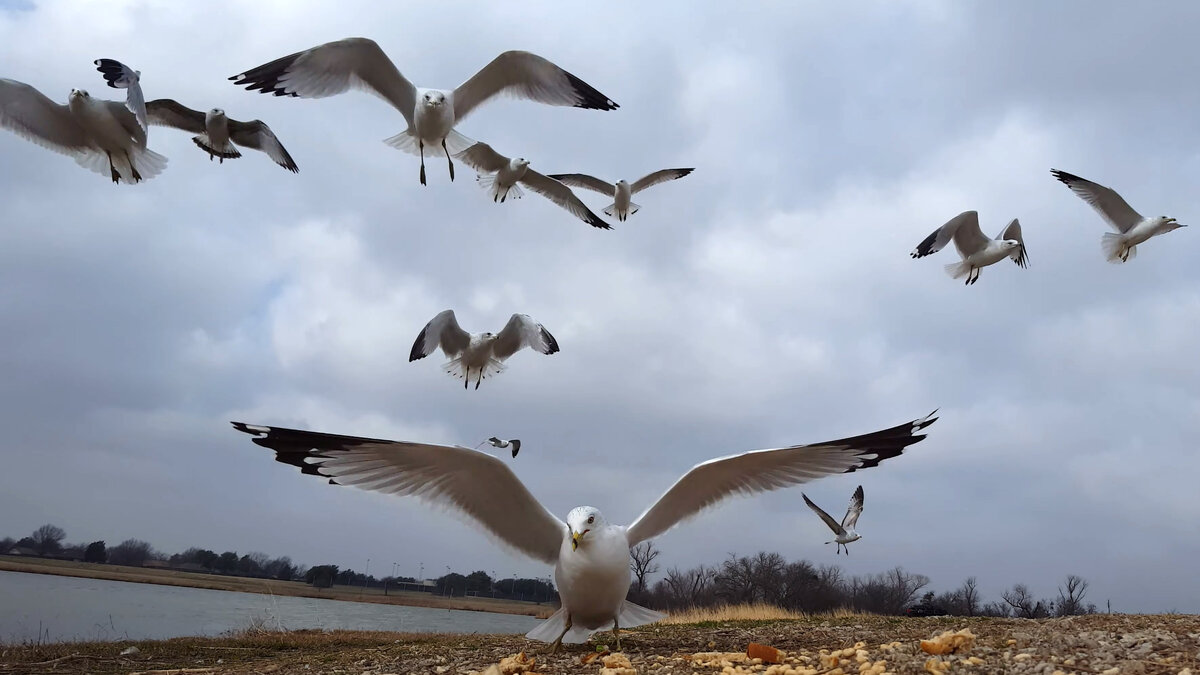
[1, 613, 1196, 674]
[0, 556, 555, 618]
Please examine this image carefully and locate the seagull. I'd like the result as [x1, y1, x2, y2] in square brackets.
[1050, 169, 1186, 263]
[0, 78, 167, 184]
[802, 485, 864, 555]
[456, 142, 611, 230]
[94, 58, 147, 132]
[409, 310, 560, 389]
[481, 437, 521, 458]
[143, 99, 298, 172]
[229, 37, 618, 185]
[910, 211, 1028, 285]
[230, 411, 937, 651]
[546, 168, 694, 221]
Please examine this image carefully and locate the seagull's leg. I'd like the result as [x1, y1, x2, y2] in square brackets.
[126, 151, 143, 183]
[442, 138, 454, 181]
[106, 151, 120, 184]
[548, 614, 572, 654]
[463, 367, 469, 390]
[613, 614, 621, 651]
[419, 140, 427, 186]
[475, 368, 483, 390]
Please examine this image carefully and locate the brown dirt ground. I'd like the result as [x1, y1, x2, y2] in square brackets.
[1, 614, 1197, 675]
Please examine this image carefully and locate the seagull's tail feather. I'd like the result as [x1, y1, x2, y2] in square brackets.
[192, 134, 242, 161]
[525, 607, 595, 644]
[943, 260, 972, 280]
[602, 202, 640, 221]
[617, 599, 665, 629]
[384, 128, 476, 157]
[1101, 233, 1135, 263]
[477, 174, 523, 203]
[109, 144, 168, 184]
[441, 357, 506, 384]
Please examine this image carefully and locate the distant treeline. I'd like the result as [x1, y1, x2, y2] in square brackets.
[3, 524, 1099, 616]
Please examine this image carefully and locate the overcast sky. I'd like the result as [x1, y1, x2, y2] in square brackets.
[1, 1, 1197, 614]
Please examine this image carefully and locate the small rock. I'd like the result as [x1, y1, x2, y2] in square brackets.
[119, 646, 140, 656]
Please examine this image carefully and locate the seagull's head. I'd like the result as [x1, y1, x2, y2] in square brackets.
[511, 157, 530, 171]
[69, 88, 89, 100]
[1001, 239, 1022, 253]
[1161, 216, 1185, 231]
[421, 90, 447, 108]
[616, 179, 629, 189]
[206, 108, 227, 123]
[567, 506, 605, 552]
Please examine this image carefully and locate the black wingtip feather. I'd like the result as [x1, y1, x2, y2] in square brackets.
[94, 58, 129, 88]
[837, 410, 938, 474]
[564, 71, 619, 111]
[409, 326, 429, 362]
[231, 421, 392, 479]
[230, 50, 305, 96]
[540, 327, 561, 355]
[1049, 168, 1081, 185]
[911, 229, 939, 259]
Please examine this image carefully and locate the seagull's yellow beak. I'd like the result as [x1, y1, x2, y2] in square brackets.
[571, 529, 587, 551]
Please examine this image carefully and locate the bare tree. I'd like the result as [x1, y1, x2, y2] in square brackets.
[629, 541, 661, 594]
[662, 565, 714, 608]
[958, 577, 980, 617]
[1055, 575, 1091, 616]
[1002, 583, 1049, 619]
[30, 524, 66, 555]
[108, 539, 158, 567]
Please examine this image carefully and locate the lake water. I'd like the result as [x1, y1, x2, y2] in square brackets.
[0, 570, 541, 644]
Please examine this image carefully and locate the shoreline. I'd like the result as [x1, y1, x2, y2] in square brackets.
[0, 556, 556, 619]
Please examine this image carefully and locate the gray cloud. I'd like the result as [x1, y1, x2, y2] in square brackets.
[1, 0, 1196, 613]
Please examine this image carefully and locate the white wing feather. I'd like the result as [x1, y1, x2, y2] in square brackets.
[625, 413, 936, 546]
[1050, 169, 1143, 233]
[492, 314, 559, 360]
[409, 309, 471, 360]
[452, 50, 618, 123]
[231, 424, 565, 564]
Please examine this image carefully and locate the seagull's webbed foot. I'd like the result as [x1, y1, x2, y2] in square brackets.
[442, 138, 454, 181]
[419, 140, 427, 186]
[106, 152, 120, 184]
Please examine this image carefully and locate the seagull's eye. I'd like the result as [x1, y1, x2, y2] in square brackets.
[587, 515, 594, 524]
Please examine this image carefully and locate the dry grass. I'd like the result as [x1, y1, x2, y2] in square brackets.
[0, 556, 556, 618]
[663, 603, 869, 624]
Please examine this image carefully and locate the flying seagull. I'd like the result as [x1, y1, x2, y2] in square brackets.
[144, 99, 298, 172]
[1050, 169, 1186, 263]
[409, 310, 560, 389]
[230, 411, 937, 650]
[0, 78, 167, 184]
[482, 437, 521, 458]
[547, 168, 694, 221]
[456, 142, 611, 230]
[802, 485, 864, 555]
[94, 58, 147, 131]
[910, 211, 1028, 285]
[229, 37, 618, 185]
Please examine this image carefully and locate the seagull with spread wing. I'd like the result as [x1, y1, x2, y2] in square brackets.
[910, 210, 1029, 285]
[142, 99, 297, 172]
[1050, 168, 1186, 263]
[231, 411, 936, 651]
[0, 73, 166, 184]
[481, 437, 521, 458]
[409, 309, 560, 389]
[229, 37, 618, 185]
[803, 485, 864, 555]
[456, 142, 610, 230]
[547, 168, 693, 221]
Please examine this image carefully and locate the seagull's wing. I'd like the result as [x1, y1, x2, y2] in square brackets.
[455, 141, 511, 173]
[510, 439, 521, 458]
[520, 169, 614, 230]
[228, 118, 299, 172]
[94, 58, 147, 131]
[231, 423, 565, 565]
[230, 37, 417, 127]
[493, 313, 560, 360]
[0, 79, 107, 171]
[145, 99, 206, 133]
[544, 173, 615, 195]
[630, 168, 694, 194]
[949, 211, 991, 258]
[625, 412, 937, 547]
[841, 485, 864, 530]
[409, 309, 471, 361]
[998, 218, 1029, 269]
[1050, 169, 1143, 233]
[452, 50, 618, 123]
[911, 211, 973, 259]
[802, 493, 844, 535]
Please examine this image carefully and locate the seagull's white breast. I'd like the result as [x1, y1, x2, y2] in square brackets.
[554, 526, 631, 629]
